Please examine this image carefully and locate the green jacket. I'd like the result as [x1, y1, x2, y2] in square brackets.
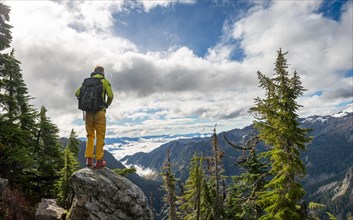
[75, 74, 114, 109]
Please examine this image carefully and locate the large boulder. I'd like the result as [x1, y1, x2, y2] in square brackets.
[68, 168, 153, 220]
[35, 199, 66, 220]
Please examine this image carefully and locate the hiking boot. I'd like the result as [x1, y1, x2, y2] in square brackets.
[95, 159, 106, 169]
[86, 157, 93, 168]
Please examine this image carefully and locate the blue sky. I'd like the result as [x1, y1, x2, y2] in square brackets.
[319, 0, 350, 20]
[112, 0, 350, 58]
[6, 0, 353, 138]
[112, 0, 251, 58]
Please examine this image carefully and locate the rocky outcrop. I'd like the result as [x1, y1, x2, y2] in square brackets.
[332, 166, 353, 200]
[68, 167, 153, 220]
[35, 199, 66, 220]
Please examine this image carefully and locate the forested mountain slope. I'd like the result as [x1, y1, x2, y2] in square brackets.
[123, 111, 353, 217]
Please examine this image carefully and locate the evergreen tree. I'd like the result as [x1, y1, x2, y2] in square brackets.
[161, 148, 179, 220]
[179, 153, 204, 220]
[250, 49, 311, 219]
[55, 146, 79, 208]
[0, 2, 36, 194]
[200, 174, 213, 219]
[113, 167, 137, 177]
[0, 3, 12, 50]
[224, 136, 267, 219]
[0, 119, 34, 186]
[207, 126, 226, 219]
[34, 106, 64, 199]
[67, 129, 80, 157]
[55, 129, 80, 207]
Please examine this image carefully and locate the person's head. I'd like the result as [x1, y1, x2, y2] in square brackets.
[93, 66, 104, 75]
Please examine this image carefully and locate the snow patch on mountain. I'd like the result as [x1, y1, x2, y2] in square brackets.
[332, 103, 353, 118]
[303, 103, 352, 122]
[303, 116, 328, 123]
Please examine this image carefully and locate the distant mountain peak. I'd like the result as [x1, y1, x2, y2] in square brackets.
[332, 103, 353, 118]
[302, 104, 353, 124]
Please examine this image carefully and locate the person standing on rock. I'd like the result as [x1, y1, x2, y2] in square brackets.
[75, 66, 114, 169]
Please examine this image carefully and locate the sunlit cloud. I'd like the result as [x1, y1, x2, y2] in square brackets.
[6, 0, 352, 139]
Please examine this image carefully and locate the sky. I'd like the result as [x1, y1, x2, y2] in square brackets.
[5, 0, 353, 138]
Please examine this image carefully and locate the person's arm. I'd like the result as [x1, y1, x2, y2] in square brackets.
[75, 87, 81, 97]
[104, 80, 114, 107]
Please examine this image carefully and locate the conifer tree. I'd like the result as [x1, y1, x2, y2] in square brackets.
[208, 127, 225, 219]
[34, 106, 64, 199]
[0, 3, 12, 50]
[55, 129, 80, 207]
[179, 153, 204, 220]
[67, 129, 80, 157]
[0, 2, 36, 193]
[250, 49, 310, 219]
[200, 175, 213, 219]
[55, 146, 79, 208]
[224, 136, 267, 219]
[0, 119, 34, 185]
[1, 2, 36, 140]
[113, 166, 137, 176]
[161, 148, 179, 220]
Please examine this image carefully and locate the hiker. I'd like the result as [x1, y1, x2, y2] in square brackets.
[75, 66, 114, 168]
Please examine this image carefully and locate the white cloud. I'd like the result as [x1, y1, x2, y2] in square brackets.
[64, 1, 124, 33]
[5, 0, 352, 139]
[139, 0, 197, 12]
[229, 0, 352, 112]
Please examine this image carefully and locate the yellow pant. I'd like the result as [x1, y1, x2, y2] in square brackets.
[85, 111, 106, 160]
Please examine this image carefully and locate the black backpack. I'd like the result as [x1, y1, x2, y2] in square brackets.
[78, 77, 105, 112]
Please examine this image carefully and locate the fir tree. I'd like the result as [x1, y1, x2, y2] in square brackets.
[67, 129, 80, 157]
[200, 175, 213, 219]
[0, 3, 12, 50]
[0, 2, 36, 194]
[0, 119, 34, 186]
[224, 136, 267, 219]
[55, 129, 80, 207]
[250, 49, 311, 220]
[179, 153, 204, 220]
[207, 126, 226, 219]
[34, 106, 64, 199]
[113, 167, 137, 177]
[161, 148, 179, 220]
[55, 146, 79, 208]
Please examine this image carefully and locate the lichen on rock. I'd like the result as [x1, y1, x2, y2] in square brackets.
[68, 167, 152, 220]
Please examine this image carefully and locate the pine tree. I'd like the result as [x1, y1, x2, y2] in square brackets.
[55, 129, 80, 208]
[179, 153, 204, 220]
[0, 119, 34, 185]
[161, 148, 179, 220]
[0, 3, 12, 50]
[113, 167, 137, 176]
[34, 106, 64, 199]
[207, 126, 226, 219]
[224, 136, 267, 219]
[55, 146, 79, 208]
[67, 129, 80, 157]
[250, 49, 311, 219]
[0, 2, 36, 193]
[200, 175, 213, 219]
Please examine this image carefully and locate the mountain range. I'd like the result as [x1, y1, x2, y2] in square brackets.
[72, 107, 352, 219]
[121, 108, 353, 219]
